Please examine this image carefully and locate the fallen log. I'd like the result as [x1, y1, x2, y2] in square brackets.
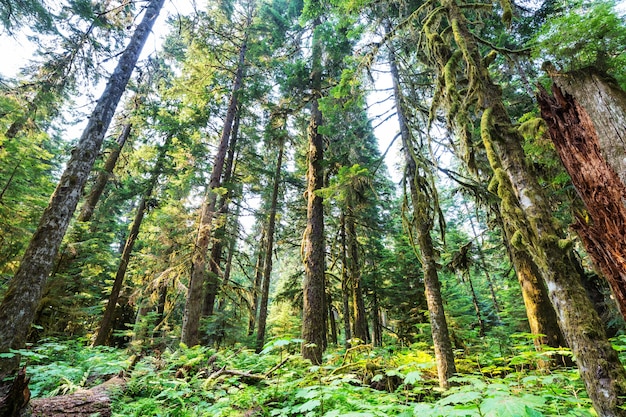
[25, 375, 125, 417]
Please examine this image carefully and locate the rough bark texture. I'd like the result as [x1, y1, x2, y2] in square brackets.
[389, 46, 456, 388]
[539, 83, 626, 320]
[255, 138, 284, 353]
[27, 375, 125, 417]
[0, 367, 29, 417]
[78, 123, 132, 222]
[0, 0, 164, 376]
[181, 34, 248, 347]
[436, 1, 626, 413]
[302, 17, 326, 365]
[551, 68, 626, 184]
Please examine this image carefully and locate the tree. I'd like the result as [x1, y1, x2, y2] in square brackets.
[181, 4, 252, 347]
[389, 42, 456, 388]
[0, 0, 165, 376]
[420, 0, 626, 412]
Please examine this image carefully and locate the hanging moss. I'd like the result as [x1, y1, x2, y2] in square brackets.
[499, 0, 513, 28]
[482, 50, 497, 68]
[517, 117, 547, 140]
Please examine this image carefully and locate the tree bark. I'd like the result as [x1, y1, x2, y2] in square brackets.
[538, 82, 626, 320]
[181, 31, 248, 347]
[0, 0, 165, 376]
[78, 122, 132, 222]
[389, 44, 456, 388]
[551, 68, 626, 185]
[255, 138, 284, 353]
[302, 17, 326, 365]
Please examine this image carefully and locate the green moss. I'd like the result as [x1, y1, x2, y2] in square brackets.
[482, 50, 497, 67]
[511, 230, 525, 249]
[517, 118, 547, 140]
[499, 0, 513, 28]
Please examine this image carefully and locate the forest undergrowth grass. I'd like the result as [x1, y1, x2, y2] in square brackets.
[15, 333, 626, 416]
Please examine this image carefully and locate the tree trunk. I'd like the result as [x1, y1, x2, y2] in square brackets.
[463, 270, 486, 337]
[248, 228, 266, 336]
[328, 292, 338, 345]
[371, 272, 382, 347]
[0, 0, 165, 377]
[550, 68, 626, 184]
[181, 31, 248, 347]
[346, 211, 369, 343]
[389, 45, 456, 388]
[255, 138, 284, 353]
[499, 212, 566, 351]
[538, 82, 626, 320]
[203, 108, 241, 318]
[438, 1, 626, 412]
[340, 214, 352, 348]
[302, 17, 326, 365]
[93, 134, 168, 346]
[78, 122, 132, 222]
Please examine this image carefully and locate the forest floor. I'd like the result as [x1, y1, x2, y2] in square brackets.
[12, 334, 622, 416]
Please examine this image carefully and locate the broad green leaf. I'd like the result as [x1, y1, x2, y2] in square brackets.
[298, 399, 321, 412]
[438, 391, 482, 406]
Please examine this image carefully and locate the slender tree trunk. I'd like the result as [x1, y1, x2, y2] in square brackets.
[340, 214, 352, 348]
[463, 270, 485, 337]
[78, 123, 132, 222]
[370, 270, 382, 347]
[302, 17, 326, 365]
[328, 292, 338, 345]
[93, 135, 168, 346]
[440, 1, 626, 412]
[203, 109, 241, 318]
[0, 0, 165, 376]
[255, 138, 284, 353]
[389, 45, 456, 388]
[346, 211, 368, 343]
[248, 228, 266, 336]
[181, 32, 248, 347]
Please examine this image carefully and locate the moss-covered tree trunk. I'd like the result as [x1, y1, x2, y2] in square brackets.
[389, 46, 456, 388]
[0, 0, 165, 376]
[302, 16, 326, 365]
[538, 77, 626, 320]
[435, 1, 626, 413]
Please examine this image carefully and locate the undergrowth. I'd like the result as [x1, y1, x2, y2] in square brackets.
[17, 333, 623, 416]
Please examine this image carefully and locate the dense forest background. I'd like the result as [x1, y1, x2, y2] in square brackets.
[1, 0, 626, 416]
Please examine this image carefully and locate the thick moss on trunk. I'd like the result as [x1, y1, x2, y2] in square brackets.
[429, 1, 626, 413]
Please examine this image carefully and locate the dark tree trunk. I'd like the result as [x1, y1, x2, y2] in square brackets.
[78, 123, 132, 222]
[248, 228, 266, 336]
[340, 214, 352, 347]
[538, 82, 626, 320]
[463, 270, 485, 337]
[255, 138, 284, 353]
[203, 108, 241, 318]
[389, 44, 456, 388]
[346, 212, 368, 343]
[371, 272, 382, 347]
[0, 0, 165, 376]
[93, 134, 168, 346]
[302, 17, 326, 365]
[182, 32, 248, 347]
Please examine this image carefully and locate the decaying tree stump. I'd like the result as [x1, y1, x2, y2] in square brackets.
[538, 82, 626, 320]
[0, 368, 30, 417]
